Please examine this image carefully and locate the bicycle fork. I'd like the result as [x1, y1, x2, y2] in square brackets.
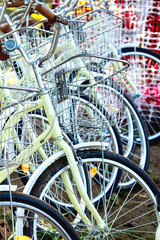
[41, 92, 107, 230]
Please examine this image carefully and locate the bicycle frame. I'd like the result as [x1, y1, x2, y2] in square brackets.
[0, 7, 108, 229]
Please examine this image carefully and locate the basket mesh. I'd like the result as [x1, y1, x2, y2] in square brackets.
[0, 19, 56, 100]
[52, 6, 128, 129]
[80, 1, 159, 54]
[0, 19, 56, 168]
[54, 4, 123, 64]
[0, 91, 39, 168]
[45, 55, 127, 132]
[108, 0, 160, 53]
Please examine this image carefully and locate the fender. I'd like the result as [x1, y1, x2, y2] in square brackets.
[23, 142, 107, 194]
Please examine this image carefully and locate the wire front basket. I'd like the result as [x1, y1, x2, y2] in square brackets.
[0, 89, 40, 168]
[73, 4, 123, 56]
[54, 4, 123, 65]
[0, 19, 56, 99]
[0, 58, 38, 101]
[0, 18, 55, 168]
[43, 55, 128, 139]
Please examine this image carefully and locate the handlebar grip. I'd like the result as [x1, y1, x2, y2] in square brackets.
[35, 3, 68, 25]
[35, 3, 57, 23]
[0, 22, 11, 33]
[0, 41, 10, 61]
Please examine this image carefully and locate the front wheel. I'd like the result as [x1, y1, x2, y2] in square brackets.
[29, 150, 160, 239]
[30, 149, 121, 208]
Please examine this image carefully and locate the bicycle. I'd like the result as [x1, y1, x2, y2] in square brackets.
[0, 0, 125, 227]
[24, 148, 160, 239]
[51, 2, 150, 187]
[0, 1, 160, 239]
[1, 0, 151, 191]
[0, 49, 122, 188]
[0, 2, 126, 188]
[0, 0, 151, 194]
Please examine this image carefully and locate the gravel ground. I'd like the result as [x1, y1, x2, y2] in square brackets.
[148, 141, 160, 190]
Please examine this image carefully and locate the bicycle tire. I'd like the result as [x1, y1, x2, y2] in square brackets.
[28, 150, 160, 239]
[121, 47, 160, 144]
[0, 191, 80, 239]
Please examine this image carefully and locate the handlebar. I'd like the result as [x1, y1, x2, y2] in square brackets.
[0, 0, 67, 63]
[59, 0, 72, 10]
[0, 2, 68, 35]
[35, 3, 57, 22]
[63, 0, 79, 14]
[34, 3, 68, 25]
[4, 0, 79, 24]
[0, 0, 8, 25]
[0, 22, 11, 33]
[8, 0, 80, 20]
[1, 0, 72, 26]
[0, 0, 81, 63]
